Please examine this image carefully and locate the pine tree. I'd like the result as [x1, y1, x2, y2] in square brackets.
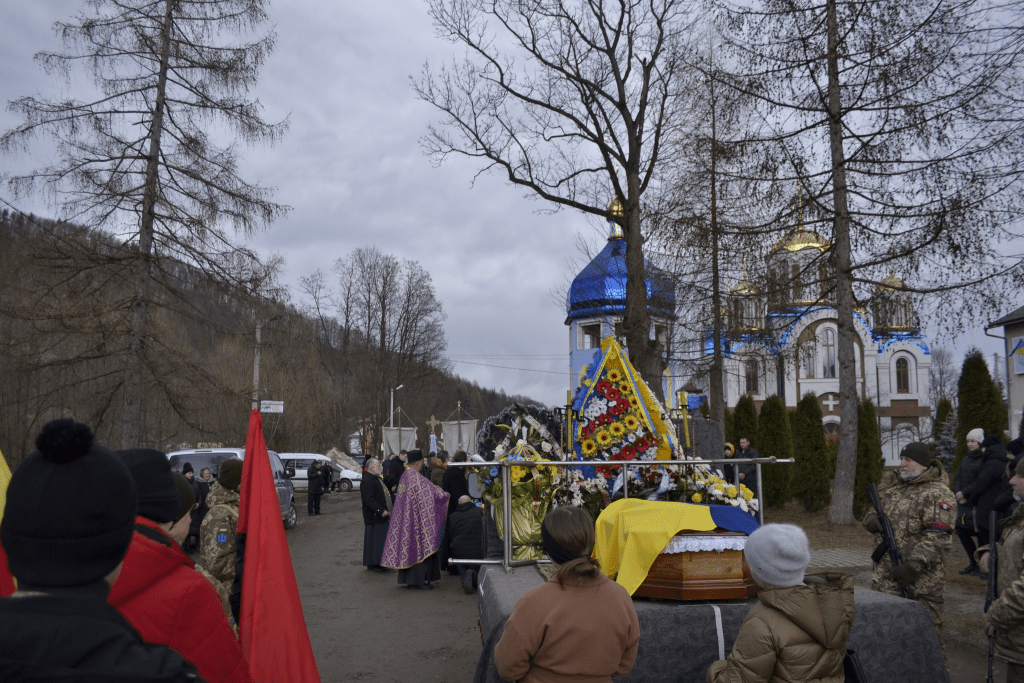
[854, 400, 884, 517]
[724, 407, 735, 448]
[954, 349, 1008, 474]
[793, 393, 830, 512]
[934, 406, 958, 468]
[933, 397, 954, 441]
[733, 395, 758, 445]
[756, 395, 793, 507]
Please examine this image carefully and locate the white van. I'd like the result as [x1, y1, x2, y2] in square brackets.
[166, 447, 298, 529]
[279, 453, 361, 492]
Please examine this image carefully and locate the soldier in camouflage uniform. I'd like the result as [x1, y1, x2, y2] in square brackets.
[863, 442, 956, 659]
[978, 457, 1024, 682]
[199, 458, 243, 621]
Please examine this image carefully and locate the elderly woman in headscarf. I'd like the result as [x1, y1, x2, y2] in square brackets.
[361, 457, 391, 572]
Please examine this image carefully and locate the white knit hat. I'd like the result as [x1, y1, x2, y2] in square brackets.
[743, 524, 811, 588]
[966, 428, 984, 444]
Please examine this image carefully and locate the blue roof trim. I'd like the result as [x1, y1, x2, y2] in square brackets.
[875, 332, 930, 354]
[567, 232, 676, 321]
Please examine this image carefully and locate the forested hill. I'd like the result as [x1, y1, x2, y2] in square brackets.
[0, 210, 544, 467]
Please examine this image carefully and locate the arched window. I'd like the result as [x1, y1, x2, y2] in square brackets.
[822, 329, 837, 378]
[896, 357, 910, 394]
[801, 341, 816, 378]
[745, 360, 759, 395]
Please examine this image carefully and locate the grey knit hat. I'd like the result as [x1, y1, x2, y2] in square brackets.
[743, 524, 810, 588]
[966, 428, 984, 444]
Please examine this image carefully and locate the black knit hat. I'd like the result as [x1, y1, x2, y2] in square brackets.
[1, 419, 137, 587]
[1007, 439, 1024, 457]
[182, 462, 194, 475]
[172, 471, 196, 523]
[900, 442, 933, 468]
[218, 458, 243, 491]
[117, 448, 179, 523]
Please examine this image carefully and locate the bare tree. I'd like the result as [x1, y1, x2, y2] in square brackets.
[929, 347, 957, 407]
[1, 0, 288, 447]
[415, 0, 699, 394]
[718, 0, 1024, 523]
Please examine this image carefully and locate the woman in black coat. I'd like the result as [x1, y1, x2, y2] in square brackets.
[442, 450, 471, 516]
[361, 458, 391, 571]
[956, 435, 1009, 565]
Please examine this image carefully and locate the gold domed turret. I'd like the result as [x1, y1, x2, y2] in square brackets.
[730, 279, 761, 296]
[769, 228, 830, 256]
[877, 270, 906, 291]
[607, 196, 625, 239]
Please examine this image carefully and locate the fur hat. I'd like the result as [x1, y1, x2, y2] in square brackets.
[117, 448, 179, 523]
[1, 420, 137, 587]
[743, 524, 810, 588]
[966, 428, 985, 444]
[218, 458, 243, 491]
[172, 472, 196, 523]
[900, 442, 933, 468]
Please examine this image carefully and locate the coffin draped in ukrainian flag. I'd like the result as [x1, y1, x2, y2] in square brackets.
[571, 337, 680, 497]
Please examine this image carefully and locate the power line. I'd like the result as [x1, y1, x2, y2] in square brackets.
[447, 358, 568, 375]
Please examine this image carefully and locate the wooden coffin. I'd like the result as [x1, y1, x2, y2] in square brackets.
[633, 530, 757, 601]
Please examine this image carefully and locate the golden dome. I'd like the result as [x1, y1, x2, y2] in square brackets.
[730, 279, 761, 296]
[877, 272, 906, 291]
[607, 196, 624, 223]
[769, 228, 830, 256]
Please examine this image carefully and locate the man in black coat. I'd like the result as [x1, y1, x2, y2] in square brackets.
[0, 419, 202, 682]
[307, 461, 324, 515]
[384, 451, 407, 501]
[448, 495, 485, 593]
[736, 437, 760, 496]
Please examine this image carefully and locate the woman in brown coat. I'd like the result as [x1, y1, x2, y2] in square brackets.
[494, 506, 640, 683]
[707, 524, 855, 683]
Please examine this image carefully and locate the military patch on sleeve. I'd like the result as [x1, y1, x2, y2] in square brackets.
[925, 521, 953, 534]
[939, 502, 952, 511]
[216, 524, 230, 544]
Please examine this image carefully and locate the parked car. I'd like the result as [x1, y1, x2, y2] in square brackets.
[166, 448, 298, 529]
[279, 453, 362, 492]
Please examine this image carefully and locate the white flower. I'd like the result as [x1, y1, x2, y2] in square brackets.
[738, 499, 749, 512]
[570, 482, 580, 493]
[541, 442, 552, 452]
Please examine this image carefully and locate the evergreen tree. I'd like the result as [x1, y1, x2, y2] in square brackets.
[793, 394, 830, 512]
[724, 407, 735, 448]
[733, 395, 758, 445]
[932, 397, 954, 441]
[954, 349, 1008, 474]
[756, 395, 793, 507]
[854, 400, 884, 517]
[934, 406, 958, 469]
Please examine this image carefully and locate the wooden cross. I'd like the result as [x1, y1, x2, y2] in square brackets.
[823, 394, 840, 413]
[425, 414, 441, 435]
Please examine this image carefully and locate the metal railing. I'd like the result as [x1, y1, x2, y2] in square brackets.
[444, 456, 792, 573]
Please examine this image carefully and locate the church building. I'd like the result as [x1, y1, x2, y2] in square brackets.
[717, 226, 932, 466]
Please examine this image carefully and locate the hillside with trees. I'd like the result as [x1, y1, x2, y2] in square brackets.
[0, 210, 541, 467]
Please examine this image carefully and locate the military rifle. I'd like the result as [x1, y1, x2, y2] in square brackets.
[866, 483, 908, 599]
[985, 510, 998, 683]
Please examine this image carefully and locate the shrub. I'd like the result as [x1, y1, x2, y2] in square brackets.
[793, 393, 831, 512]
[854, 399, 885, 517]
[756, 395, 793, 507]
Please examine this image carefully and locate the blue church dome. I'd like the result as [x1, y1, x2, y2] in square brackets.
[566, 224, 677, 320]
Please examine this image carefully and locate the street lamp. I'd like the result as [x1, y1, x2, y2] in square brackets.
[390, 384, 404, 429]
[252, 315, 283, 411]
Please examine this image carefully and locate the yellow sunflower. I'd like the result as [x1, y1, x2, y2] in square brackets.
[628, 395, 640, 408]
[596, 430, 613, 447]
[609, 422, 625, 437]
[581, 439, 597, 456]
[618, 381, 631, 394]
[623, 415, 640, 431]
[691, 492, 703, 503]
[607, 369, 622, 382]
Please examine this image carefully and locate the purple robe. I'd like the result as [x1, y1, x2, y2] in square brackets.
[381, 469, 449, 569]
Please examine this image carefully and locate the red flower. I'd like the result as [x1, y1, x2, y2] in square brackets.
[609, 403, 626, 416]
[605, 388, 621, 401]
[636, 438, 649, 453]
[648, 433, 659, 446]
[622, 445, 637, 460]
[596, 381, 611, 393]
[598, 414, 613, 426]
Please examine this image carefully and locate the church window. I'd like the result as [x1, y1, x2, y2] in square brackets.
[745, 360, 759, 395]
[791, 263, 802, 301]
[822, 329, 837, 378]
[801, 341, 816, 378]
[654, 323, 668, 348]
[580, 323, 601, 350]
[896, 357, 910, 393]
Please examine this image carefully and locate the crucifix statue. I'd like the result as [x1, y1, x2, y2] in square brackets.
[426, 415, 441, 434]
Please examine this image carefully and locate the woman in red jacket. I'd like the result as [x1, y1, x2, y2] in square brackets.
[110, 449, 253, 683]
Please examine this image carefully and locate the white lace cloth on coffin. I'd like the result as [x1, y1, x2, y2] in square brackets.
[661, 535, 747, 554]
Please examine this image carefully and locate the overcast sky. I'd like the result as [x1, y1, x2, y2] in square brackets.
[0, 0, 1011, 414]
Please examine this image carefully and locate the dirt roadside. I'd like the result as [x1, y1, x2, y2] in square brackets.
[287, 490, 481, 682]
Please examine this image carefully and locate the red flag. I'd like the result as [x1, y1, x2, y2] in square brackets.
[238, 410, 320, 682]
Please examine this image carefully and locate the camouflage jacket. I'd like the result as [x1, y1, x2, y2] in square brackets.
[866, 466, 956, 603]
[193, 563, 235, 633]
[978, 504, 1024, 664]
[198, 481, 240, 588]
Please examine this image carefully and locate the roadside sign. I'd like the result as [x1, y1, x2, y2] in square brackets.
[260, 400, 284, 414]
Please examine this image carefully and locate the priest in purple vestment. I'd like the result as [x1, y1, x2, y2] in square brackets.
[381, 449, 450, 589]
